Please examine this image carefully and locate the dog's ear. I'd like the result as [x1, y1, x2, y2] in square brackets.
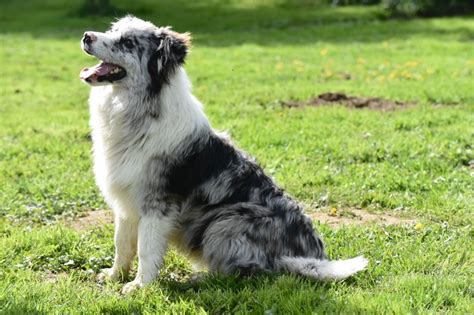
[147, 29, 191, 96]
[160, 30, 191, 65]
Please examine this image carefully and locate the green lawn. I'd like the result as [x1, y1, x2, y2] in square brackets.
[1, 0, 473, 313]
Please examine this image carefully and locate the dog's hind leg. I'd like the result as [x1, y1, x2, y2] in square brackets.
[121, 210, 176, 294]
[204, 237, 269, 277]
[201, 217, 270, 276]
[98, 212, 138, 282]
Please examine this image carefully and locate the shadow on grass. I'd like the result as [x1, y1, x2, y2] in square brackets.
[0, 0, 473, 46]
[154, 272, 366, 313]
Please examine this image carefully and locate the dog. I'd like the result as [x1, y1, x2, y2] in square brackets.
[80, 16, 367, 294]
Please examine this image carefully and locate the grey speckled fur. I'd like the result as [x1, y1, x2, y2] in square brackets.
[81, 16, 367, 292]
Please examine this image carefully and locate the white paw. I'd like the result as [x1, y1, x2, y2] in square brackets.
[97, 268, 121, 283]
[189, 272, 207, 283]
[121, 280, 143, 294]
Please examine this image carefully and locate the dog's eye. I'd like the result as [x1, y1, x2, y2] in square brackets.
[123, 39, 134, 49]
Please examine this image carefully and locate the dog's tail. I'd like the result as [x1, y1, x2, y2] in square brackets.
[277, 255, 368, 281]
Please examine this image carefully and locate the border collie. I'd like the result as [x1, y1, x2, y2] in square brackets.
[80, 16, 367, 294]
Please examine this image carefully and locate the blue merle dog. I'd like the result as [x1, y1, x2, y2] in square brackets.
[80, 16, 367, 293]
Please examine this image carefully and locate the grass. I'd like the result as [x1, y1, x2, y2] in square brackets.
[0, 0, 473, 313]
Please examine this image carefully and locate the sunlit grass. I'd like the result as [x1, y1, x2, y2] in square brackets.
[0, 0, 473, 313]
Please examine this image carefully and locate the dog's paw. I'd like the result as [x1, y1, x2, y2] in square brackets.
[188, 271, 207, 284]
[97, 268, 121, 283]
[121, 279, 143, 294]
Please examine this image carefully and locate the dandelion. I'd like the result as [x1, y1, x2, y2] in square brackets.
[405, 61, 420, 68]
[330, 207, 337, 216]
[401, 70, 412, 79]
[320, 48, 329, 56]
[323, 69, 334, 78]
[415, 223, 424, 230]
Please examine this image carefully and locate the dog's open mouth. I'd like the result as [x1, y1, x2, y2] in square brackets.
[80, 62, 127, 84]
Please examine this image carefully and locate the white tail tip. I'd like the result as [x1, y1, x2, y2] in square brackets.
[318, 255, 369, 280]
[280, 255, 368, 281]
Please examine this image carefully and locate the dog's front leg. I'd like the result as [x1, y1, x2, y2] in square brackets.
[98, 213, 138, 282]
[121, 211, 174, 294]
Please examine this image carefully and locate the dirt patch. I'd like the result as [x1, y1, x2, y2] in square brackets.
[66, 209, 113, 232]
[67, 207, 414, 231]
[42, 271, 68, 284]
[281, 92, 413, 111]
[308, 207, 416, 227]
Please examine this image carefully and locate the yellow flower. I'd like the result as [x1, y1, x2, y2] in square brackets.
[330, 207, 337, 216]
[357, 58, 367, 65]
[320, 48, 329, 56]
[405, 61, 420, 67]
[415, 223, 424, 230]
[401, 70, 412, 79]
[275, 62, 284, 71]
[382, 41, 389, 48]
[323, 70, 333, 78]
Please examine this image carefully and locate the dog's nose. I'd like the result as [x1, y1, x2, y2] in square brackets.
[83, 32, 97, 45]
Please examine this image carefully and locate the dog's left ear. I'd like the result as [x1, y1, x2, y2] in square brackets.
[154, 28, 191, 67]
[147, 29, 191, 96]
[162, 30, 191, 64]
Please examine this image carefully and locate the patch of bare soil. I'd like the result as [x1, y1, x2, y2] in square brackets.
[281, 92, 413, 111]
[308, 207, 416, 227]
[67, 208, 414, 231]
[42, 271, 68, 284]
[66, 209, 113, 232]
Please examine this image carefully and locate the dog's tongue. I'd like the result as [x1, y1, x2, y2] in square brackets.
[80, 62, 115, 80]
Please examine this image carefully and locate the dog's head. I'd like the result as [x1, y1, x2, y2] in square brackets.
[80, 15, 190, 96]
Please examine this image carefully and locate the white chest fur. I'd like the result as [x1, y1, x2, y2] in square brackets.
[87, 69, 210, 217]
[89, 86, 147, 215]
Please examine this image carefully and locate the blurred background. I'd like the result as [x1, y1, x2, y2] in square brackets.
[1, 0, 473, 222]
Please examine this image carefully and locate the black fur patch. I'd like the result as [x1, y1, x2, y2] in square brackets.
[146, 31, 189, 96]
[117, 36, 135, 50]
[165, 134, 237, 197]
[164, 132, 326, 260]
